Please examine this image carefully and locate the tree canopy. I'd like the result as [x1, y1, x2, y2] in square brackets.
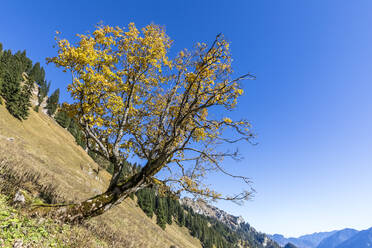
[0, 49, 34, 119]
[46, 23, 255, 221]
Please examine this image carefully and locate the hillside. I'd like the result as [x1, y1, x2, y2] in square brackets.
[181, 197, 280, 248]
[0, 103, 201, 247]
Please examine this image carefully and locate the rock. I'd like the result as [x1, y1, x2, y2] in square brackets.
[170, 246, 179, 248]
[40, 96, 48, 115]
[13, 239, 23, 248]
[13, 190, 26, 205]
[30, 82, 39, 107]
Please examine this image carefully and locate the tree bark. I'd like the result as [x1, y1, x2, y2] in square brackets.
[35, 157, 166, 223]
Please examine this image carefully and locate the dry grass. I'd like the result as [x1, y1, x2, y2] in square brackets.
[0, 104, 201, 248]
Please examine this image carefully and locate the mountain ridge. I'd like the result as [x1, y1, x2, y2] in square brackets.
[181, 197, 280, 248]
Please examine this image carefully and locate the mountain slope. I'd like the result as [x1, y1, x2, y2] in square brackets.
[0, 104, 201, 247]
[317, 228, 358, 248]
[181, 197, 280, 248]
[336, 227, 372, 248]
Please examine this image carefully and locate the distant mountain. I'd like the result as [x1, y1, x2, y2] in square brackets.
[180, 197, 245, 230]
[317, 228, 358, 248]
[335, 227, 372, 248]
[270, 231, 337, 248]
[270, 234, 291, 247]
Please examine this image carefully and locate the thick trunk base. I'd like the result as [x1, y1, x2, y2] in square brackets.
[33, 190, 125, 223]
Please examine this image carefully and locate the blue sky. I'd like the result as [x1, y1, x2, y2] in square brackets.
[1, 0, 372, 237]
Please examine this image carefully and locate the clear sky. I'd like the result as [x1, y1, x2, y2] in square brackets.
[1, 0, 372, 237]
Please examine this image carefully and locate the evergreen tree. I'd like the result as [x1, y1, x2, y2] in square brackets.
[166, 197, 173, 225]
[38, 80, 50, 106]
[46, 88, 59, 115]
[29, 63, 49, 106]
[155, 197, 167, 230]
[0, 49, 33, 119]
[15, 50, 32, 74]
[137, 188, 155, 218]
[29, 62, 45, 85]
[54, 109, 71, 128]
[17, 76, 33, 119]
[177, 206, 185, 226]
[67, 119, 86, 148]
[284, 243, 297, 248]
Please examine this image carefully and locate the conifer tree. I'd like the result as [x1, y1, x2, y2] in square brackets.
[284, 243, 297, 248]
[165, 197, 173, 225]
[38, 80, 50, 106]
[55, 108, 71, 128]
[17, 76, 33, 119]
[0, 49, 33, 119]
[47, 88, 59, 115]
[68, 119, 86, 148]
[29, 62, 45, 85]
[15, 50, 32, 74]
[177, 206, 185, 227]
[156, 197, 167, 229]
[137, 188, 155, 218]
[29, 63, 49, 106]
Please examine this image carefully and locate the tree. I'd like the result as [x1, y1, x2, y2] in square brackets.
[29, 63, 50, 106]
[44, 23, 255, 222]
[46, 88, 59, 115]
[0, 49, 33, 119]
[29, 62, 45, 86]
[284, 243, 298, 248]
[177, 205, 185, 226]
[137, 188, 155, 218]
[54, 108, 71, 128]
[38, 80, 50, 106]
[155, 197, 167, 229]
[67, 118, 86, 148]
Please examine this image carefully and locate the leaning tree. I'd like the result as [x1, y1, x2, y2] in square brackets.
[45, 23, 255, 222]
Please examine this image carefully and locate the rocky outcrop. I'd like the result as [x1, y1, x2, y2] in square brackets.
[30, 82, 39, 107]
[39, 96, 48, 114]
[180, 197, 244, 230]
[180, 197, 280, 248]
[13, 190, 26, 205]
[29, 81, 48, 114]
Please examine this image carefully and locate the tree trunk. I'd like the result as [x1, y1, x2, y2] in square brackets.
[34, 156, 166, 223]
[46, 174, 144, 223]
[48, 190, 120, 223]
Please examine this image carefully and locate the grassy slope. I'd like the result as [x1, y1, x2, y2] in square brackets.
[0, 104, 201, 248]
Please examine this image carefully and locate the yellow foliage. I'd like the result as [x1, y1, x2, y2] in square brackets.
[48, 22, 254, 202]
